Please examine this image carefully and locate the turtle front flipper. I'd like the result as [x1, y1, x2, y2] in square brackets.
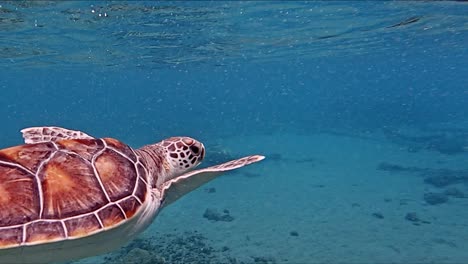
[161, 155, 265, 207]
[21, 126, 94, 144]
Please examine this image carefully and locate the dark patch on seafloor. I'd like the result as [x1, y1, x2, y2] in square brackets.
[377, 162, 468, 188]
[423, 192, 448, 205]
[404, 212, 431, 226]
[377, 162, 468, 205]
[289, 231, 299, 237]
[383, 128, 468, 155]
[205, 187, 216, 193]
[386, 16, 421, 29]
[371, 212, 384, 219]
[103, 231, 277, 264]
[203, 208, 235, 222]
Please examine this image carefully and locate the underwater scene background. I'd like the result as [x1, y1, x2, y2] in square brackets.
[1, 1, 468, 263]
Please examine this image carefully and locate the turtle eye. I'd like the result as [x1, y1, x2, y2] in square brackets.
[190, 145, 199, 154]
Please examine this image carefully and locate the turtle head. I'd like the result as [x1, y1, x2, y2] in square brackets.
[161, 136, 205, 177]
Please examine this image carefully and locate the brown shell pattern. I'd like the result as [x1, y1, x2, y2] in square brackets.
[0, 138, 148, 248]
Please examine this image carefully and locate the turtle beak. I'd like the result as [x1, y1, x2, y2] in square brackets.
[200, 144, 205, 161]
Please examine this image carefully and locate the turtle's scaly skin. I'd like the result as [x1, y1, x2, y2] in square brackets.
[0, 138, 148, 249]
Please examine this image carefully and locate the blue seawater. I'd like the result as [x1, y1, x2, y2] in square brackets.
[0, 1, 467, 263]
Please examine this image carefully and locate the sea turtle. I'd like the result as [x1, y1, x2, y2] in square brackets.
[0, 126, 264, 264]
